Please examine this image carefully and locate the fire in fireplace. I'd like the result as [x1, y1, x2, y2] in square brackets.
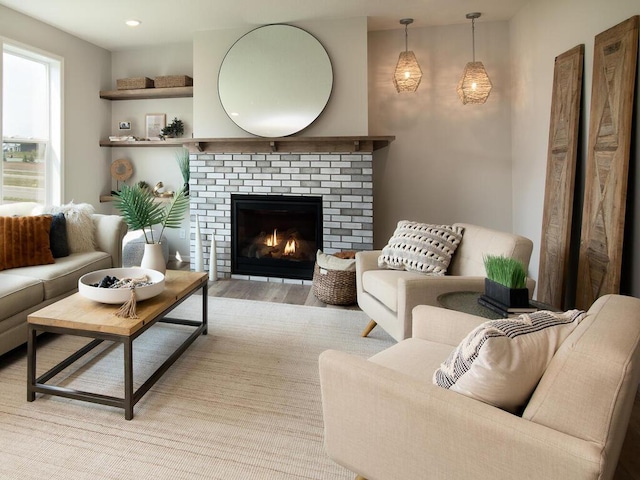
[231, 194, 323, 279]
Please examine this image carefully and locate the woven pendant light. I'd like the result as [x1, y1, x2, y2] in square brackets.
[393, 18, 422, 93]
[457, 13, 492, 104]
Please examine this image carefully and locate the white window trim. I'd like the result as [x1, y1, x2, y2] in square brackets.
[1, 37, 64, 205]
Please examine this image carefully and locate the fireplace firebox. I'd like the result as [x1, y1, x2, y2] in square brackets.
[231, 194, 323, 280]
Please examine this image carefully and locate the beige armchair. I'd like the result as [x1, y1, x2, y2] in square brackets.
[319, 294, 640, 480]
[357, 223, 535, 342]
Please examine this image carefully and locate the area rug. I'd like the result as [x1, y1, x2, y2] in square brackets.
[0, 297, 394, 480]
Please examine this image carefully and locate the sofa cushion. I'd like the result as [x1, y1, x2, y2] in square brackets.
[0, 251, 111, 300]
[362, 269, 427, 312]
[370, 337, 453, 383]
[433, 309, 585, 413]
[33, 202, 96, 253]
[378, 221, 464, 275]
[0, 273, 44, 321]
[0, 215, 55, 271]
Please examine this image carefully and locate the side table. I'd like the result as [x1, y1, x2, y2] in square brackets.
[437, 291, 555, 320]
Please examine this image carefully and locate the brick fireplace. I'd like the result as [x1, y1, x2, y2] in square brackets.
[189, 151, 373, 283]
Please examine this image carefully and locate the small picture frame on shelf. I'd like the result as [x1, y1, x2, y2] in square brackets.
[118, 121, 131, 130]
[145, 113, 165, 140]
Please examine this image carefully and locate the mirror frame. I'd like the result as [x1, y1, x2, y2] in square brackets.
[218, 24, 333, 138]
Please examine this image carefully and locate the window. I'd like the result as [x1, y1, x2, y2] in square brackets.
[1, 42, 62, 205]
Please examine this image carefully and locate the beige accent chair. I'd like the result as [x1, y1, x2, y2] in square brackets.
[320, 294, 640, 480]
[357, 223, 535, 342]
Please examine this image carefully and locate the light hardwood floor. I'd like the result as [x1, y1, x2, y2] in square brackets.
[200, 274, 640, 480]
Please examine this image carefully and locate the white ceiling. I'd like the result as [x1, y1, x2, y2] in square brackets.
[0, 0, 528, 51]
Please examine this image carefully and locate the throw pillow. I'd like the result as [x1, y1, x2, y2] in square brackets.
[49, 212, 69, 258]
[0, 215, 55, 271]
[433, 309, 586, 413]
[316, 250, 356, 271]
[378, 221, 464, 275]
[33, 202, 96, 253]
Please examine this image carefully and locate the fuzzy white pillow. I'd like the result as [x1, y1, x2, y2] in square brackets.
[433, 309, 586, 413]
[33, 202, 96, 253]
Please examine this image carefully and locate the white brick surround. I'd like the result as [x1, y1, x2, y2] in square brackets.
[189, 152, 373, 280]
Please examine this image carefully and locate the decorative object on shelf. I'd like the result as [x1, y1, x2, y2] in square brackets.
[110, 158, 133, 191]
[152, 181, 174, 198]
[393, 18, 422, 93]
[457, 12, 492, 105]
[481, 254, 529, 309]
[145, 113, 166, 140]
[154, 75, 193, 88]
[176, 148, 190, 195]
[161, 117, 185, 139]
[112, 183, 189, 273]
[209, 235, 217, 281]
[117, 77, 154, 90]
[195, 215, 204, 272]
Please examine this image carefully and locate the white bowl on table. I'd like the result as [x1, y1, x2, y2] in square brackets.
[78, 268, 165, 304]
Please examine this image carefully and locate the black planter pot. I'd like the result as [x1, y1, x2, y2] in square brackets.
[484, 278, 529, 308]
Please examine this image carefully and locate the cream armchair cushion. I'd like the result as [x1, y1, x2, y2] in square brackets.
[357, 223, 535, 342]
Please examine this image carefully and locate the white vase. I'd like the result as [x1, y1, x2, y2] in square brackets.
[141, 243, 167, 274]
[208, 235, 217, 281]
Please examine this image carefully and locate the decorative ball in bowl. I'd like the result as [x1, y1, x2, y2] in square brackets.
[78, 268, 165, 304]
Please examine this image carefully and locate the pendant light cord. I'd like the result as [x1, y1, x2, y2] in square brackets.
[405, 23, 409, 52]
[471, 18, 476, 62]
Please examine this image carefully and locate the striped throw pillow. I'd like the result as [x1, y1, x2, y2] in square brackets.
[378, 221, 464, 275]
[433, 309, 586, 413]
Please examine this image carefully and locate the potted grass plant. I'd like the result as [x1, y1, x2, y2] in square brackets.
[483, 254, 529, 308]
[113, 183, 189, 273]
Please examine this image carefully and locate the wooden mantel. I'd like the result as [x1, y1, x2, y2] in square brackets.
[99, 136, 395, 153]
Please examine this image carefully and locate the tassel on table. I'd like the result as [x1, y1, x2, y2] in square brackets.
[115, 286, 139, 318]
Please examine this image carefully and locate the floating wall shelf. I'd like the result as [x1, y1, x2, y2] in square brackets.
[99, 86, 193, 100]
[99, 136, 395, 153]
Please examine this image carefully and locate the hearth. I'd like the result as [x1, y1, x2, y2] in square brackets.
[231, 194, 323, 280]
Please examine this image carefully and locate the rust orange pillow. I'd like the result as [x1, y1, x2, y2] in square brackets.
[0, 215, 55, 271]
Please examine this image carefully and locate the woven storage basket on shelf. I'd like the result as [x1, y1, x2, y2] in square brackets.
[116, 77, 154, 90]
[154, 75, 193, 88]
[312, 263, 357, 306]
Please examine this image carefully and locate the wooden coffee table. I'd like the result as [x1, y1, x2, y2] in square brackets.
[27, 270, 208, 420]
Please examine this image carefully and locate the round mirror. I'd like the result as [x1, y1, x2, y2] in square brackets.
[218, 24, 333, 137]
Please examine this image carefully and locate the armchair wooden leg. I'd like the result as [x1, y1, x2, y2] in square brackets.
[355, 476, 368, 480]
[361, 319, 377, 337]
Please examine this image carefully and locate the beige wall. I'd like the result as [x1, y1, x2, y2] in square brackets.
[510, 0, 640, 301]
[0, 5, 112, 212]
[368, 21, 513, 247]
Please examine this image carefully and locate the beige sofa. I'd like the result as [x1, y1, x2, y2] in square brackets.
[356, 223, 536, 342]
[320, 294, 640, 480]
[0, 202, 127, 356]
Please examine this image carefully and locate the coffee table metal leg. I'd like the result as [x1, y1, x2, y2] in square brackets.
[202, 282, 208, 335]
[124, 338, 134, 420]
[27, 325, 36, 402]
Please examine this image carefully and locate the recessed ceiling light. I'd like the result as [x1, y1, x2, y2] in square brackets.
[125, 19, 141, 27]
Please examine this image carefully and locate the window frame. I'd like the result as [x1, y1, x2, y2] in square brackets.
[1, 38, 63, 206]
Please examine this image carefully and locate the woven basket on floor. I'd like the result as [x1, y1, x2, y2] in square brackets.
[312, 263, 357, 306]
